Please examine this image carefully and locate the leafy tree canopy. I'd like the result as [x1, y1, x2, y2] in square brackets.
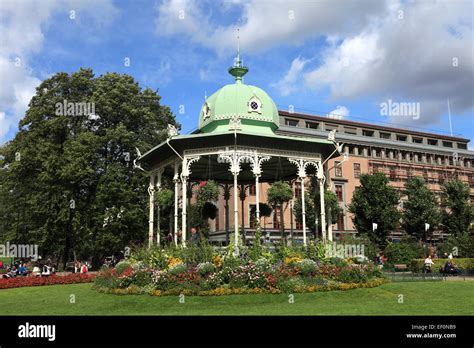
[0, 68, 178, 267]
[348, 172, 400, 246]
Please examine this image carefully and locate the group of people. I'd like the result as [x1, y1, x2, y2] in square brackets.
[166, 227, 200, 245]
[423, 252, 459, 274]
[1, 260, 56, 278]
[73, 260, 90, 273]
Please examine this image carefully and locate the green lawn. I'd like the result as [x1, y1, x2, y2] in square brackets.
[0, 281, 473, 315]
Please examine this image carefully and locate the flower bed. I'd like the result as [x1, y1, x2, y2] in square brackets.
[0, 273, 95, 289]
[93, 242, 387, 297]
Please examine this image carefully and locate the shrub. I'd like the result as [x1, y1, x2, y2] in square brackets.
[133, 269, 153, 287]
[254, 258, 271, 272]
[94, 268, 120, 289]
[297, 259, 318, 276]
[339, 234, 379, 262]
[115, 261, 131, 275]
[167, 263, 187, 276]
[277, 277, 306, 293]
[327, 257, 348, 267]
[384, 240, 424, 266]
[197, 262, 216, 276]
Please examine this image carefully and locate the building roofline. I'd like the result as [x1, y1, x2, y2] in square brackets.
[278, 110, 470, 143]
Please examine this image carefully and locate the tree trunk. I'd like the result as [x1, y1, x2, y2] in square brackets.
[241, 195, 245, 244]
[280, 204, 285, 241]
[290, 201, 294, 241]
[225, 201, 229, 244]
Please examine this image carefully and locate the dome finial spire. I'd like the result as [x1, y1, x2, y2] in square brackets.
[236, 23, 241, 67]
[228, 21, 248, 83]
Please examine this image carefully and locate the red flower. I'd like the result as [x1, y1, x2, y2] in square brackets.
[0, 273, 95, 289]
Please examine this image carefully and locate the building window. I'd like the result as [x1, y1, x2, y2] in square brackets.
[285, 118, 298, 127]
[457, 143, 467, 150]
[335, 185, 343, 202]
[248, 184, 256, 196]
[413, 137, 423, 144]
[353, 163, 361, 178]
[215, 208, 219, 231]
[396, 134, 407, 142]
[336, 213, 345, 231]
[344, 127, 357, 135]
[306, 122, 319, 129]
[439, 172, 446, 184]
[294, 182, 301, 198]
[335, 161, 342, 177]
[469, 174, 474, 188]
[423, 169, 429, 181]
[389, 166, 396, 180]
[325, 124, 338, 132]
[380, 132, 391, 139]
[363, 129, 374, 137]
[443, 141, 453, 148]
[428, 139, 438, 146]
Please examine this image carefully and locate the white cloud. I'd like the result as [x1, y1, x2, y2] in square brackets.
[271, 56, 309, 96]
[0, 0, 119, 144]
[303, 0, 473, 125]
[328, 106, 350, 120]
[155, 0, 472, 128]
[154, 0, 386, 56]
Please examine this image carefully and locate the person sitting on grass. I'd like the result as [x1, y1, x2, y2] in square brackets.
[3, 265, 19, 278]
[80, 262, 88, 273]
[41, 264, 51, 277]
[32, 264, 41, 277]
[18, 263, 27, 276]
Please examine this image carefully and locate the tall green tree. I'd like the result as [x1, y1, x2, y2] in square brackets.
[402, 176, 441, 242]
[0, 68, 178, 268]
[267, 181, 293, 240]
[348, 172, 400, 246]
[440, 179, 473, 236]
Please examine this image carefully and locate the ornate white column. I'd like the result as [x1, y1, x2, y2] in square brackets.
[289, 158, 318, 246]
[155, 168, 164, 246]
[148, 174, 156, 249]
[317, 161, 328, 241]
[181, 155, 200, 247]
[173, 161, 180, 246]
[218, 151, 246, 251]
[250, 154, 270, 223]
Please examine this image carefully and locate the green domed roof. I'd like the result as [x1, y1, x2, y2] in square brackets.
[198, 51, 279, 135]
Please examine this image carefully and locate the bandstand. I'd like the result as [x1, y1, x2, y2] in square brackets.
[136, 49, 342, 250]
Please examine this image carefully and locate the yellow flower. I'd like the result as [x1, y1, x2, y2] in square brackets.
[167, 256, 183, 269]
[284, 256, 303, 265]
[213, 255, 223, 268]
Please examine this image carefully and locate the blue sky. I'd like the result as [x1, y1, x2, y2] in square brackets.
[1, 0, 473, 145]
